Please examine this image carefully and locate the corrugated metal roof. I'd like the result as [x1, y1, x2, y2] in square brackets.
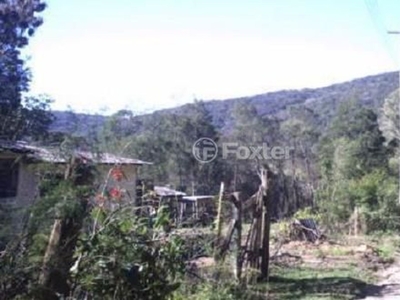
[0, 140, 35, 154]
[182, 195, 214, 202]
[154, 186, 186, 197]
[0, 140, 151, 165]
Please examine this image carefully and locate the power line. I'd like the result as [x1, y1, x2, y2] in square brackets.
[364, 0, 399, 65]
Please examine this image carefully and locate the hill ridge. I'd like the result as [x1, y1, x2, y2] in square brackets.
[50, 71, 399, 135]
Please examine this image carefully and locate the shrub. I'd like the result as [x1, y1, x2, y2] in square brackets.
[70, 205, 186, 299]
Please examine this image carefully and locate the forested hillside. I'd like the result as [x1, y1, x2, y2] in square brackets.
[51, 71, 399, 135]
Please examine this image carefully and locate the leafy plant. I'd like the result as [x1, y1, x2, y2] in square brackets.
[71, 204, 186, 299]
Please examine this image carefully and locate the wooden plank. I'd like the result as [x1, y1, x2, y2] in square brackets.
[231, 192, 243, 281]
[214, 182, 225, 261]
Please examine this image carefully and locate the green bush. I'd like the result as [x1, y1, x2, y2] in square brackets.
[316, 170, 400, 234]
[293, 207, 321, 223]
[71, 205, 186, 300]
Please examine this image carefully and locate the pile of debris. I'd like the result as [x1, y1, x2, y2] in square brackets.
[290, 218, 325, 243]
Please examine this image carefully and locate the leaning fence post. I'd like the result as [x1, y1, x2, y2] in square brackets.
[214, 182, 225, 260]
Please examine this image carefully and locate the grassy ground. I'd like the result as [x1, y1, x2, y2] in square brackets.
[264, 264, 376, 299]
[175, 225, 400, 300]
[176, 261, 378, 300]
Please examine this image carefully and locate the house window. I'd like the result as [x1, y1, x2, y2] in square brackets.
[0, 159, 19, 198]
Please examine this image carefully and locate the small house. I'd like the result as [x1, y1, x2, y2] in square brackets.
[142, 185, 187, 223]
[0, 140, 151, 226]
[141, 185, 215, 226]
[181, 195, 215, 225]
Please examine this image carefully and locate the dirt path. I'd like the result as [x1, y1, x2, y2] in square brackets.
[360, 258, 400, 299]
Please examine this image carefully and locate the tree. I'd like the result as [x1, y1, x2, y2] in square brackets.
[316, 100, 394, 232]
[105, 101, 224, 194]
[226, 102, 280, 195]
[100, 109, 141, 151]
[281, 106, 320, 185]
[380, 90, 400, 145]
[2, 95, 55, 141]
[321, 101, 388, 181]
[180, 101, 223, 194]
[379, 89, 400, 203]
[0, 0, 51, 141]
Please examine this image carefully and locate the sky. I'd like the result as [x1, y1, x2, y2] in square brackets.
[26, 0, 400, 115]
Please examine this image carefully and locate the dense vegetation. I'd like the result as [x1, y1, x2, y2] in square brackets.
[0, 0, 399, 299]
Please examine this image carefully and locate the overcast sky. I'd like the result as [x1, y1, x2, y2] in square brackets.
[26, 0, 400, 114]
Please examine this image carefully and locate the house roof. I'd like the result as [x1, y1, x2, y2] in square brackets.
[0, 140, 34, 154]
[182, 195, 215, 202]
[154, 186, 187, 197]
[0, 140, 152, 165]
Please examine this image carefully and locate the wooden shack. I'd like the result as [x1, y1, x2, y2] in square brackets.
[180, 195, 215, 225]
[137, 184, 215, 226]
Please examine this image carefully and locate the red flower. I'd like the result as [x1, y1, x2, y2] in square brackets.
[111, 167, 124, 182]
[109, 187, 123, 200]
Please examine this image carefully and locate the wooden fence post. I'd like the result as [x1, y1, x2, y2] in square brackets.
[231, 192, 243, 282]
[260, 166, 272, 280]
[214, 182, 224, 260]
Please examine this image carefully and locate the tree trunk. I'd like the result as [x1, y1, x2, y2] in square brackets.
[38, 158, 90, 296]
[38, 219, 62, 287]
